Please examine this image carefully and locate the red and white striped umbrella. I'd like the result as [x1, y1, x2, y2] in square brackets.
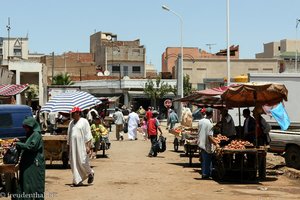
[0, 84, 29, 96]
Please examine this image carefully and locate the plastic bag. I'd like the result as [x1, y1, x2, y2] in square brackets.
[3, 146, 19, 164]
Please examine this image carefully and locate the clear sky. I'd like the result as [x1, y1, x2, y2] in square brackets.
[1, 0, 300, 71]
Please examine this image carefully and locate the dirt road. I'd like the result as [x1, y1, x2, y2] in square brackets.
[41, 122, 300, 199]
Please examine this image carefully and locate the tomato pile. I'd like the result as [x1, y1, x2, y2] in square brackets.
[224, 140, 254, 150]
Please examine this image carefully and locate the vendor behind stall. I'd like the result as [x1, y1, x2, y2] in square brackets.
[220, 108, 236, 139]
[252, 107, 271, 146]
[242, 108, 256, 144]
[197, 107, 219, 179]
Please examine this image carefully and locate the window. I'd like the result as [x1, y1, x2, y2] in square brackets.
[197, 83, 206, 90]
[0, 113, 12, 128]
[132, 66, 141, 73]
[14, 48, 22, 56]
[123, 66, 128, 76]
[0, 48, 2, 55]
[112, 65, 120, 73]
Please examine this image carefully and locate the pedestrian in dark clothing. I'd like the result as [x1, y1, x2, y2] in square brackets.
[14, 116, 45, 199]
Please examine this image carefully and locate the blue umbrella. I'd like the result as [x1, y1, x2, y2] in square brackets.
[41, 91, 101, 113]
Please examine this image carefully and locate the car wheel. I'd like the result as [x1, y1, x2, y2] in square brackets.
[285, 145, 300, 169]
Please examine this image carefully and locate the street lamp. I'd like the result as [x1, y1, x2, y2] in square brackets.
[162, 5, 184, 99]
[226, 0, 231, 86]
[295, 18, 300, 72]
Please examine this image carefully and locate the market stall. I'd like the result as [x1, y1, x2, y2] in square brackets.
[43, 135, 68, 168]
[40, 91, 102, 166]
[0, 139, 19, 196]
[174, 83, 289, 181]
[170, 126, 199, 165]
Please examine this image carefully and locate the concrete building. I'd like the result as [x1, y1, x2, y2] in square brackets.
[183, 58, 278, 89]
[0, 36, 47, 106]
[162, 46, 239, 78]
[41, 52, 95, 83]
[90, 32, 146, 79]
[256, 39, 300, 73]
[0, 37, 29, 60]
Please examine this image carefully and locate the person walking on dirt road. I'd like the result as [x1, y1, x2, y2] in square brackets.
[113, 108, 125, 141]
[147, 111, 163, 157]
[67, 107, 94, 186]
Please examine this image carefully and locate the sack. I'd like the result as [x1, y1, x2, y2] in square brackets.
[123, 122, 128, 133]
[157, 135, 166, 153]
[3, 146, 19, 164]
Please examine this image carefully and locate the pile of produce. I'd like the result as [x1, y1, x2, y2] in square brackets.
[214, 134, 229, 144]
[223, 140, 254, 150]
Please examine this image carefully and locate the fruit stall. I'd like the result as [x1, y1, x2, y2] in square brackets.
[170, 126, 199, 166]
[212, 136, 267, 181]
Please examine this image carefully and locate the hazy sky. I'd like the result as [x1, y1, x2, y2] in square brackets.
[1, 0, 300, 71]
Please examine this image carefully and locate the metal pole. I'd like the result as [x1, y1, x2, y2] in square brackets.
[64, 53, 67, 73]
[6, 17, 10, 61]
[51, 52, 55, 82]
[296, 19, 300, 72]
[226, 0, 231, 86]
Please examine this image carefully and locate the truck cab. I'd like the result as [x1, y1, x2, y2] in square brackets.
[0, 104, 33, 139]
[269, 129, 300, 170]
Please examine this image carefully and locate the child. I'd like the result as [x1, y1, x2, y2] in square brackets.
[90, 116, 110, 158]
[141, 116, 148, 140]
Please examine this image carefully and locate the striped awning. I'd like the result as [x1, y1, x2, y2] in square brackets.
[40, 91, 102, 113]
[0, 84, 29, 96]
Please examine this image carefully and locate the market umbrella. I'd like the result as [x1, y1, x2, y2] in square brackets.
[173, 86, 232, 108]
[40, 91, 102, 113]
[221, 82, 288, 108]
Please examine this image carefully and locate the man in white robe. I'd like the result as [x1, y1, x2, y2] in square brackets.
[67, 106, 94, 186]
[127, 109, 140, 140]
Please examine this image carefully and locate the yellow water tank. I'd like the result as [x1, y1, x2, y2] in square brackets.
[234, 75, 248, 82]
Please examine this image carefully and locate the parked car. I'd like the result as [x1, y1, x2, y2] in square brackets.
[0, 104, 32, 139]
[269, 129, 300, 169]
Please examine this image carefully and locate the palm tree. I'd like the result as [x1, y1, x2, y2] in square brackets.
[52, 73, 74, 85]
[143, 76, 173, 109]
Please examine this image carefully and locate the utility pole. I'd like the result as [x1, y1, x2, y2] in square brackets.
[6, 17, 11, 61]
[51, 52, 55, 82]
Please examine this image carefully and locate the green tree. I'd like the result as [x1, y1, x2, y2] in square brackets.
[170, 74, 195, 97]
[51, 73, 74, 85]
[183, 74, 195, 96]
[25, 84, 39, 106]
[143, 76, 173, 109]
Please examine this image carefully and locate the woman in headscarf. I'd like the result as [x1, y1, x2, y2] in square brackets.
[14, 116, 45, 199]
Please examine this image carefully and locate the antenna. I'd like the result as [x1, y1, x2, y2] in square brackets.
[206, 43, 216, 53]
[6, 17, 11, 60]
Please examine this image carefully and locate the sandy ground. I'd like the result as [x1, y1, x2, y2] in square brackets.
[8, 122, 300, 200]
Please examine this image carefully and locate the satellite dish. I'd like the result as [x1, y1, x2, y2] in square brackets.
[106, 35, 112, 41]
[104, 70, 110, 76]
[97, 72, 103, 76]
[123, 76, 130, 80]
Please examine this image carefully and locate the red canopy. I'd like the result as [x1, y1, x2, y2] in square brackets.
[0, 84, 29, 96]
[194, 86, 230, 96]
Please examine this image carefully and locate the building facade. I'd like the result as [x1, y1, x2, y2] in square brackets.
[256, 39, 300, 73]
[90, 32, 146, 79]
[0, 37, 29, 61]
[162, 46, 239, 78]
[183, 58, 278, 89]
